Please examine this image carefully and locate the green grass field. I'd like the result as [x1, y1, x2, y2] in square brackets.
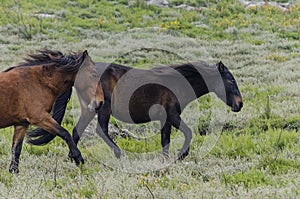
[0, 0, 299, 198]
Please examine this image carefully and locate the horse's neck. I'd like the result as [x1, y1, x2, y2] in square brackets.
[179, 63, 221, 99]
[110, 64, 131, 80]
[42, 70, 75, 96]
[185, 75, 209, 98]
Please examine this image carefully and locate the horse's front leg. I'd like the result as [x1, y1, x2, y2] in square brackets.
[72, 108, 96, 145]
[34, 114, 84, 165]
[96, 103, 121, 158]
[169, 114, 192, 160]
[68, 108, 96, 160]
[9, 125, 28, 173]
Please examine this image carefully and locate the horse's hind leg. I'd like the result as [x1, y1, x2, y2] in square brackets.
[35, 114, 84, 165]
[168, 114, 192, 160]
[160, 121, 172, 158]
[9, 125, 28, 173]
[97, 104, 121, 158]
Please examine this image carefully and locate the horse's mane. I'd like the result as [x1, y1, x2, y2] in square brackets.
[151, 61, 218, 78]
[6, 49, 86, 73]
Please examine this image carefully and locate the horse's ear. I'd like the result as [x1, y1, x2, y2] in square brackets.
[83, 50, 88, 58]
[47, 50, 63, 60]
[217, 61, 225, 73]
[48, 53, 61, 61]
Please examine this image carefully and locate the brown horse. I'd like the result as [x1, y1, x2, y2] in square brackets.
[28, 61, 243, 160]
[0, 49, 94, 173]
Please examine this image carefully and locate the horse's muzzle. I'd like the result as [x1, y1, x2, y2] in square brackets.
[231, 96, 243, 112]
[88, 100, 103, 112]
[231, 102, 243, 112]
[95, 101, 103, 111]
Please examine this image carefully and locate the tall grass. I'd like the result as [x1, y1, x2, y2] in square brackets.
[0, 0, 299, 198]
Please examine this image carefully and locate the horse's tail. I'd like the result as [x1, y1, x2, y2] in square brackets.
[26, 128, 56, 145]
[26, 88, 73, 145]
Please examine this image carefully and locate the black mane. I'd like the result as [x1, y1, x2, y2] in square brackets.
[146, 61, 217, 79]
[7, 49, 86, 73]
[172, 61, 218, 76]
[172, 63, 201, 78]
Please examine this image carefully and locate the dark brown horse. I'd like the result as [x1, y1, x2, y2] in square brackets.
[0, 49, 94, 173]
[27, 61, 243, 160]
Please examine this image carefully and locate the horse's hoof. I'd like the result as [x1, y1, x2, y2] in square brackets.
[74, 154, 85, 166]
[114, 148, 121, 158]
[177, 155, 186, 161]
[68, 152, 72, 161]
[177, 151, 189, 161]
[70, 150, 84, 165]
[161, 153, 170, 163]
[162, 151, 169, 159]
[9, 165, 19, 174]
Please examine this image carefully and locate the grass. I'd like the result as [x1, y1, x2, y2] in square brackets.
[0, 0, 299, 198]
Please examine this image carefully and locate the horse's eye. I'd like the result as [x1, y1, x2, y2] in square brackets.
[92, 72, 98, 78]
[227, 79, 235, 85]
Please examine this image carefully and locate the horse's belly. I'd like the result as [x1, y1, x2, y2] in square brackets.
[111, 101, 167, 124]
[110, 83, 170, 124]
[111, 106, 151, 124]
[0, 116, 19, 128]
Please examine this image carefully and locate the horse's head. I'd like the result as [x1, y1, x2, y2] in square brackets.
[215, 61, 243, 112]
[87, 81, 104, 111]
[75, 54, 104, 111]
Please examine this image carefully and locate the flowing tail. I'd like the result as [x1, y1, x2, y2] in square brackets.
[26, 88, 73, 145]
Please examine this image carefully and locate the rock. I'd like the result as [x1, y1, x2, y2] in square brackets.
[31, 13, 57, 19]
[147, 0, 169, 7]
[242, 0, 291, 13]
[174, 4, 196, 11]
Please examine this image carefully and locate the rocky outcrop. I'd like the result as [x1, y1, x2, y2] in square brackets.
[239, 0, 291, 12]
[147, 0, 295, 12]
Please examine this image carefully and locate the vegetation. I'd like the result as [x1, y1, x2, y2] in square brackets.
[0, 0, 299, 198]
